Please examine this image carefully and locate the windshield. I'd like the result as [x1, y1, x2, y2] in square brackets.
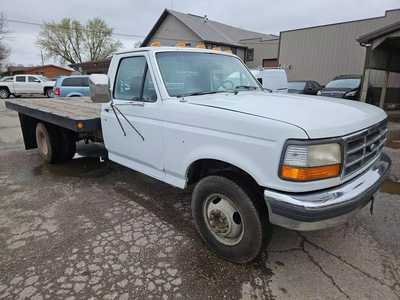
[0, 76, 12, 82]
[37, 75, 50, 81]
[288, 81, 306, 90]
[156, 51, 261, 97]
[326, 78, 360, 89]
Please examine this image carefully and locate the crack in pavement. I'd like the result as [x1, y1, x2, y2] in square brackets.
[254, 252, 276, 300]
[298, 235, 351, 299]
[297, 232, 400, 298]
[268, 247, 302, 254]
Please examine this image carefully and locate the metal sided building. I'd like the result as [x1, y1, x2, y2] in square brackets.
[278, 9, 400, 85]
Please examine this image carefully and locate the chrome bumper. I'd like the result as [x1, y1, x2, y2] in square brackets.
[264, 153, 391, 231]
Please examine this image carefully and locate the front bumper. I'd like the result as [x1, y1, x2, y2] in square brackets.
[264, 153, 391, 231]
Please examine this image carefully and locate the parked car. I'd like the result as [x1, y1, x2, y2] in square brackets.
[288, 80, 322, 95]
[318, 75, 362, 100]
[54, 75, 90, 98]
[0, 74, 55, 99]
[6, 47, 391, 263]
[250, 68, 288, 93]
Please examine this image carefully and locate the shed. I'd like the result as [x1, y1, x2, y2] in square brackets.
[358, 21, 400, 109]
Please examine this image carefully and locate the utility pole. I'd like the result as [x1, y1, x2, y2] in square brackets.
[40, 50, 44, 66]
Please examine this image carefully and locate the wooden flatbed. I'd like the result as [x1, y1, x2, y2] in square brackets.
[5, 97, 102, 132]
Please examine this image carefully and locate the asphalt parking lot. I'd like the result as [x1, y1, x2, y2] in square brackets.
[1, 102, 400, 299]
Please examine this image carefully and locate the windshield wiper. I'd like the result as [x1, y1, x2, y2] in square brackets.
[234, 85, 258, 90]
[232, 85, 259, 95]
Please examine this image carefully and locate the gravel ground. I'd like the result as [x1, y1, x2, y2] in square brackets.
[0, 104, 399, 299]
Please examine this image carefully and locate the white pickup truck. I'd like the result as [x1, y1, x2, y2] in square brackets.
[5, 47, 391, 263]
[0, 74, 55, 99]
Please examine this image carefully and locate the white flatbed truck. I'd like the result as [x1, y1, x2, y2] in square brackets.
[5, 47, 391, 263]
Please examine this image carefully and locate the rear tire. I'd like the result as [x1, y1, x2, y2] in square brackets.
[45, 88, 54, 98]
[192, 175, 271, 263]
[0, 88, 10, 99]
[35, 122, 59, 163]
[35, 123, 76, 163]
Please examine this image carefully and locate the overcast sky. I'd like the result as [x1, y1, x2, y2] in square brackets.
[1, 0, 399, 66]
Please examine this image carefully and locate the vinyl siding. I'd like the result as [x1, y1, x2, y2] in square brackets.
[145, 14, 202, 47]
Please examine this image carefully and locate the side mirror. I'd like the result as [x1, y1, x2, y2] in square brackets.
[89, 74, 111, 103]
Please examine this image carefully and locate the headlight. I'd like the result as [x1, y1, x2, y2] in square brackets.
[317, 90, 322, 96]
[280, 143, 341, 181]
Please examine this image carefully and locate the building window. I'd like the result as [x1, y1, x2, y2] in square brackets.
[245, 48, 254, 62]
[231, 47, 237, 55]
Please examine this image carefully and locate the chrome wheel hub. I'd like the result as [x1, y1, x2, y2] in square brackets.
[203, 194, 243, 246]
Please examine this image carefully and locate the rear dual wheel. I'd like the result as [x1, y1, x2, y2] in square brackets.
[35, 122, 76, 163]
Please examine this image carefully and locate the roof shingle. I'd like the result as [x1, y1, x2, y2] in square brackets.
[143, 9, 278, 47]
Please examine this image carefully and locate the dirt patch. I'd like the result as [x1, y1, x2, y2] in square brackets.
[380, 180, 400, 195]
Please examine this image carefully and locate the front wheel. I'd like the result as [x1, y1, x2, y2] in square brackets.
[0, 88, 10, 99]
[192, 175, 271, 263]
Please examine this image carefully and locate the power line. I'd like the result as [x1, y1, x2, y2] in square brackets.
[6, 17, 279, 45]
[6, 18, 144, 39]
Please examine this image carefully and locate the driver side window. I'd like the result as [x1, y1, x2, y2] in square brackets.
[114, 56, 157, 102]
[28, 76, 40, 83]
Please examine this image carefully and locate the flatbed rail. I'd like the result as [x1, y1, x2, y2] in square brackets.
[5, 97, 102, 132]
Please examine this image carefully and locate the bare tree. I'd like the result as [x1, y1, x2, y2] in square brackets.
[133, 41, 142, 48]
[37, 18, 122, 65]
[0, 13, 10, 68]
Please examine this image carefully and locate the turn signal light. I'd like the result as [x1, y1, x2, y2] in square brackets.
[281, 164, 341, 181]
[76, 122, 84, 129]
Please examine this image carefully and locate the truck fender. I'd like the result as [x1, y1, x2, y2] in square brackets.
[0, 85, 11, 93]
[183, 146, 267, 187]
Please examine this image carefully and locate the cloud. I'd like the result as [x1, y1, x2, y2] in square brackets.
[1, 0, 399, 65]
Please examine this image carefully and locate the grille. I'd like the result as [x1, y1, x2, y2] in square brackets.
[343, 120, 388, 177]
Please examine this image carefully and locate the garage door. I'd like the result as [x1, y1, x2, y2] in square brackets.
[262, 59, 278, 68]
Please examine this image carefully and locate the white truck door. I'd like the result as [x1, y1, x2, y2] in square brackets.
[101, 53, 165, 181]
[14, 75, 27, 94]
[27, 76, 44, 94]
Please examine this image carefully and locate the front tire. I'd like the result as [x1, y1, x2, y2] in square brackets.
[0, 88, 10, 99]
[192, 175, 270, 263]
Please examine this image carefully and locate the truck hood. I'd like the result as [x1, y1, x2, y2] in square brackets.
[187, 91, 387, 139]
